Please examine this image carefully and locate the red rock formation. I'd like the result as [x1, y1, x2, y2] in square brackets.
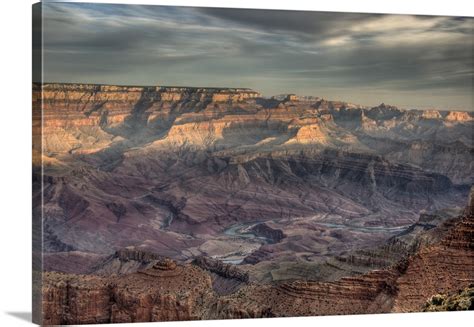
[41, 258, 214, 324]
[33, 83, 261, 154]
[393, 211, 474, 311]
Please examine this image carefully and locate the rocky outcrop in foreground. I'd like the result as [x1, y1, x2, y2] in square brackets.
[42, 258, 213, 324]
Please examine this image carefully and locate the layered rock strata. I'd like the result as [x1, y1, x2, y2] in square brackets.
[35, 83, 473, 323]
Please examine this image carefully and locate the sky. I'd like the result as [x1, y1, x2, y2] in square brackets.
[34, 3, 473, 110]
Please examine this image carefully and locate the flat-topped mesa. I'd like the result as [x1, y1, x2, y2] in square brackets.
[284, 94, 299, 102]
[33, 83, 263, 155]
[35, 83, 261, 103]
[445, 111, 474, 122]
[156, 86, 261, 102]
[420, 109, 443, 120]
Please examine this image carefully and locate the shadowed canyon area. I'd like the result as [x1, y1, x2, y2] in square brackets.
[33, 83, 474, 324]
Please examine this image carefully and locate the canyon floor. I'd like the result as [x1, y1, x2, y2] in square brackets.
[33, 83, 474, 324]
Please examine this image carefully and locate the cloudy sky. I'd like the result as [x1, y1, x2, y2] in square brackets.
[35, 3, 473, 110]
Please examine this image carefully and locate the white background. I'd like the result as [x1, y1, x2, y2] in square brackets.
[0, 0, 472, 326]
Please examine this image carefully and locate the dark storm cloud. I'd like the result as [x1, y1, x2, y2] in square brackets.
[197, 8, 376, 39]
[36, 3, 473, 110]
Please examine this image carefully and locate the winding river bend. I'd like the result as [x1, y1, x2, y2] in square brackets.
[223, 222, 272, 242]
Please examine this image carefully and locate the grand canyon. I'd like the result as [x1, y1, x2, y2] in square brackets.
[33, 83, 474, 324]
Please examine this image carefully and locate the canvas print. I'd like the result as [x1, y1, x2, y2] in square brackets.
[32, 2, 474, 325]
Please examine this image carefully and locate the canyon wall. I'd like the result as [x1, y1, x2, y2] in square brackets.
[35, 83, 473, 323]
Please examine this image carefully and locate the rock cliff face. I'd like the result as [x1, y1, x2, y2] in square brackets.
[33, 83, 260, 155]
[392, 199, 474, 311]
[42, 258, 214, 324]
[225, 197, 473, 316]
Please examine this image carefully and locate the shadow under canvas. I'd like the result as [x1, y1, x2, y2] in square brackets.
[6, 311, 32, 323]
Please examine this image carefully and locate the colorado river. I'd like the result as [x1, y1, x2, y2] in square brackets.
[224, 220, 410, 239]
[218, 219, 411, 265]
[223, 221, 273, 243]
[314, 222, 411, 233]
